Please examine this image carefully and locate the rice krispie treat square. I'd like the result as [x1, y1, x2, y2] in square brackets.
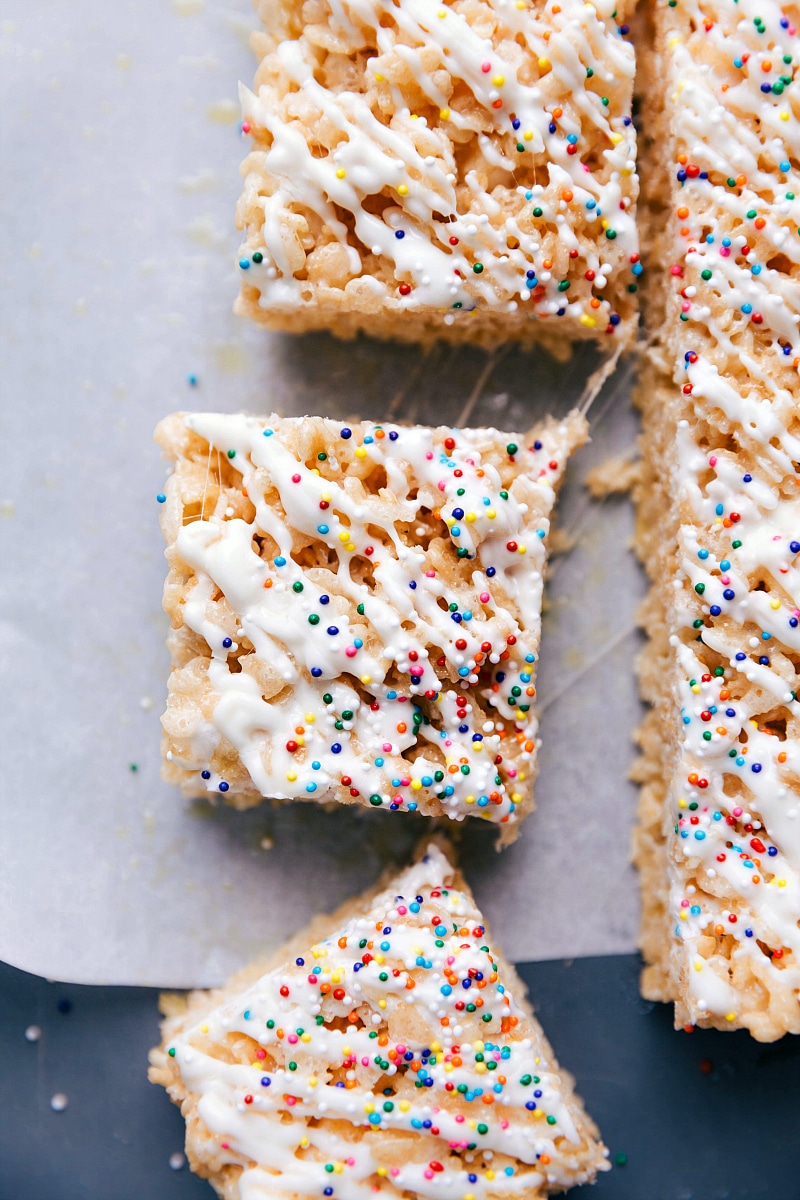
[149, 841, 610, 1197]
[633, 0, 800, 1040]
[155, 409, 585, 837]
[234, 0, 640, 349]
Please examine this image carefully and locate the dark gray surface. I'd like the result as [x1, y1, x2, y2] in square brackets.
[2, 956, 799, 1200]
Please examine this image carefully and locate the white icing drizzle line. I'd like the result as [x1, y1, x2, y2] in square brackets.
[163, 844, 607, 1197]
[655, 0, 800, 1027]
[236, 0, 639, 331]
[160, 412, 583, 828]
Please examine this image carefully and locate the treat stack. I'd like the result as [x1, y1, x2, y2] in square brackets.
[156, 410, 585, 837]
[634, 0, 800, 1039]
[150, 842, 610, 1197]
[235, 0, 640, 348]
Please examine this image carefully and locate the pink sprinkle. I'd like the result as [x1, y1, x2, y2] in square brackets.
[291, 473, 301, 482]
[383, 742, 393, 752]
[347, 1158, 356, 1167]
[501, 1120, 510, 1129]
[221, 1143, 229, 1150]
[681, 898, 690, 908]
[773, 535, 782, 541]
[401, 777, 411, 786]
[392, 794, 404, 805]
[507, 768, 517, 778]
[720, 247, 731, 257]
[480, 592, 490, 603]
[256, 1049, 266, 1059]
[397, 906, 407, 916]
[670, 264, 683, 276]
[426, 451, 434, 460]
[286, 1096, 297, 1106]
[438, 480, 447, 491]
[424, 1171, 434, 1181]
[361, 1057, 370, 1067]
[582, 163, 591, 172]
[396, 1044, 407, 1055]
[708, 455, 717, 467]
[681, 301, 691, 312]
[481, 61, 491, 72]
[455, 1113, 465, 1123]
[733, 806, 743, 818]
[426, 569, 436, 577]
[345, 645, 358, 658]
[444, 739, 452, 747]
[390, 1168, 400, 1177]
[288, 1033, 298, 1044]
[720, 574, 730, 585]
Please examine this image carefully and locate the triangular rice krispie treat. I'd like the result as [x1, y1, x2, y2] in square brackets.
[633, 0, 800, 1039]
[149, 842, 609, 1197]
[234, 0, 640, 351]
[155, 410, 585, 838]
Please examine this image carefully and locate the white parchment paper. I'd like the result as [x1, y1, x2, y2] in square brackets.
[0, 0, 645, 987]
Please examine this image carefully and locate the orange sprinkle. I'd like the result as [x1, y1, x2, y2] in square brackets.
[736, 174, 746, 186]
[680, 227, 690, 236]
[755, 217, 766, 229]
[562, 189, 574, 201]
[338, 936, 348, 948]
[677, 153, 688, 164]
[396, 722, 407, 734]
[677, 206, 689, 219]
[552, 107, 562, 118]
[778, 751, 787, 763]
[762, 60, 772, 71]
[543, 258, 553, 269]
[375, 428, 385, 439]
[263, 578, 273, 588]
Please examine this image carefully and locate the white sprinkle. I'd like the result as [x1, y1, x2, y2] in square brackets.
[50, 1093, 68, 1112]
[169, 1152, 186, 1171]
[25, 1024, 42, 1042]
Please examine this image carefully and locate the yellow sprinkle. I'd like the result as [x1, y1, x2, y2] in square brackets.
[516, 1, 525, 8]
[474, 1041, 484, 1051]
[321, 491, 331, 502]
[779, 879, 787, 887]
[694, 961, 703, 972]
[438, 8, 446, 15]
[524, 130, 533, 140]
[446, 515, 456, 527]
[431, 1042, 441, 1052]
[492, 74, 505, 87]
[309, 1075, 318, 1086]
[345, 542, 355, 552]
[397, 183, 409, 196]
[678, 798, 687, 809]
[399, 1100, 411, 1112]
[579, 314, 597, 328]
[378, 999, 387, 1009]
[465, 512, 476, 523]
[517, 544, 526, 554]
[410, 113, 418, 120]
[377, 1168, 389, 1177]
[299, 1136, 310, 1148]
[691, 684, 701, 694]
[770, 599, 781, 610]
[335, 168, 346, 179]
[440, 107, 451, 120]
[725, 1012, 737, 1022]
[296, 736, 305, 747]
[511, 791, 522, 802]
[286, 771, 297, 782]
[610, 133, 623, 145]
[364, 1102, 374, 1114]
[374, 72, 384, 82]
[445, 1062, 454, 1072]
[537, 56, 550, 69]
[338, 531, 350, 542]
[668, 35, 682, 47]
[475, 1062, 487, 1074]
[302, 1033, 312, 1043]
[355, 447, 367, 459]
[465, 1194, 476, 1200]
[781, 110, 790, 121]
[486, 1171, 496, 1181]
[486, 507, 496, 519]
[334, 1164, 343, 1174]
[375, 954, 385, 965]
[465, 795, 476, 804]
[411, 779, 423, 791]
[311, 467, 320, 475]
[360, 674, 372, 684]
[679, 910, 688, 920]
[305, 713, 315, 723]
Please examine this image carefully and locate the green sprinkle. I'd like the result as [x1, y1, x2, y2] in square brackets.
[473, 263, 484, 274]
[506, 442, 518, 455]
[520, 1074, 532, 1085]
[227, 449, 236, 459]
[516, 142, 525, 152]
[356, 602, 365, 615]
[292, 581, 304, 593]
[695, 583, 706, 594]
[308, 613, 320, 625]
[369, 794, 383, 806]
[168, 1047, 176, 1058]
[252, 251, 263, 263]
[614, 1152, 628, 1167]
[477, 1123, 489, 1135]
[266, 1020, 275, 1029]
[288, 1061, 297, 1071]
[601, 96, 609, 106]
[605, 228, 617, 240]
[532, 206, 543, 217]
[546, 1115, 557, 1125]
[481, 1013, 493, 1022]
[746, 209, 757, 219]
[557, 279, 571, 291]
[317, 452, 327, 461]
[701, 269, 712, 280]
[732, 539, 742, 549]
[322, 693, 333, 704]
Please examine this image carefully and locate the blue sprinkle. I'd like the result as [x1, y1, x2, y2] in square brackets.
[201, 770, 211, 779]
[395, 230, 405, 239]
[239, 258, 250, 269]
[340, 427, 352, 439]
[156, 493, 166, 503]
[694, 830, 706, 840]
[331, 743, 342, 754]
[219, 781, 229, 792]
